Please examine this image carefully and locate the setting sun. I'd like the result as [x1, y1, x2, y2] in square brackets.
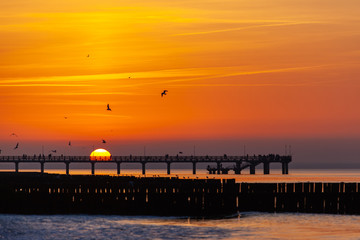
[90, 148, 111, 161]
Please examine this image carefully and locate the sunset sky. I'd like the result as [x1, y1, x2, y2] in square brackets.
[1, 1, 360, 166]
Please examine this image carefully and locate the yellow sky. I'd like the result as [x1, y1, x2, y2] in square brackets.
[1, 0, 360, 145]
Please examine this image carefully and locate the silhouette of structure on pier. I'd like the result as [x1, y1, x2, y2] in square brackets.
[0, 154, 291, 175]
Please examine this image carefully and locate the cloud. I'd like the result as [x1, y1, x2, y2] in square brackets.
[0, 84, 94, 87]
[172, 21, 325, 36]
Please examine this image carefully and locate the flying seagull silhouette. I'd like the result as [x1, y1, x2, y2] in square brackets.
[107, 104, 111, 111]
[161, 90, 168, 97]
[10, 133, 18, 137]
[87, 54, 90, 57]
[14, 143, 19, 150]
[51, 150, 57, 153]
[102, 139, 106, 143]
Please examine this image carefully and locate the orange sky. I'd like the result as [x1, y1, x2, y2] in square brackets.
[1, 0, 360, 153]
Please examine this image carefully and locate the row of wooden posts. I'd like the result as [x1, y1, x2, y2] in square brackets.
[0, 172, 358, 215]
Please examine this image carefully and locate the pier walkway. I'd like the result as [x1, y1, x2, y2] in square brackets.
[0, 154, 291, 175]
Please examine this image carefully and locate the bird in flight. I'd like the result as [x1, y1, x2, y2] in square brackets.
[14, 143, 19, 150]
[102, 139, 106, 144]
[107, 104, 112, 111]
[87, 54, 90, 57]
[68, 141, 71, 146]
[64, 117, 68, 119]
[51, 150, 57, 153]
[161, 90, 168, 97]
[10, 133, 18, 137]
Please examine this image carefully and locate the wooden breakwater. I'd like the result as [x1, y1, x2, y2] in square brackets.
[1, 172, 360, 215]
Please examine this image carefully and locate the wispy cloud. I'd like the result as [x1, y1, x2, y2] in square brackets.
[0, 84, 94, 87]
[172, 21, 324, 36]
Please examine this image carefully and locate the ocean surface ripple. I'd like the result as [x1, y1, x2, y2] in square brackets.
[1, 213, 360, 240]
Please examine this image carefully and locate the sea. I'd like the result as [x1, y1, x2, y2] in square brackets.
[1, 169, 360, 240]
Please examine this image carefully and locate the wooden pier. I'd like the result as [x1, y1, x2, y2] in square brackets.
[0, 154, 291, 175]
[0, 172, 360, 216]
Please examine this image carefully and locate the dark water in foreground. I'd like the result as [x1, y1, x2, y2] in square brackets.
[1, 213, 360, 240]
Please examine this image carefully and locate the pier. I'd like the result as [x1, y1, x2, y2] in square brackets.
[0, 154, 291, 175]
[1, 172, 360, 216]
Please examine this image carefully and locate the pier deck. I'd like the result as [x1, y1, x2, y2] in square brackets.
[0, 154, 291, 175]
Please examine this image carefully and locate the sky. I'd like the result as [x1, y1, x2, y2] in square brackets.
[1, 0, 360, 167]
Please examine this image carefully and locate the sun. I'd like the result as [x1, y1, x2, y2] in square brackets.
[90, 148, 112, 161]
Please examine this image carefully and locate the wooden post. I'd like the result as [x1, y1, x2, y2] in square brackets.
[65, 162, 70, 175]
[91, 162, 95, 175]
[167, 162, 171, 175]
[15, 161, 19, 173]
[192, 162, 196, 175]
[217, 162, 221, 174]
[142, 162, 146, 175]
[250, 164, 256, 175]
[40, 161, 45, 174]
[263, 162, 270, 174]
[117, 162, 121, 175]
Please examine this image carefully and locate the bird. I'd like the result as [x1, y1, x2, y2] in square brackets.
[64, 117, 68, 119]
[68, 141, 71, 146]
[10, 133, 18, 137]
[87, 54, 90, 58]
[179, 151, 183, 154]
[161, 90, 168, 97]
[107, 104, 111, 111]
[51, 150, 57, 153]
[102, 139, 106, 144]
[14, 143, 19, 150]
[0, 149, 2, 154]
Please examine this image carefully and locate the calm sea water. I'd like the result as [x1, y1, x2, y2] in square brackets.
[1, 213, 360, 240]
[1, 169, 360, 239]
[4, 168, 360, 182]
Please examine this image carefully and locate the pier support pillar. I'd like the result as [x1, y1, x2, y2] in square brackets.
[91, 162, 95, 175]
[40, 161, 45, 174]
[15, 162, 19, 173]
[282, 162, 289, 175]
[117, 162, 121, 175]
[263, 162, 270, 175]
[65, 162, 70, 175]
[217, 162, 221, 174]
[250, 164, 256, 175]
[167, 162, 171, 175]
[192, 162, 196, 175]
[235, 161, 241, 174]
[142, 162, 146, 175]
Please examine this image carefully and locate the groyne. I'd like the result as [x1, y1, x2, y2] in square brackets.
[0, 172, 359, 216]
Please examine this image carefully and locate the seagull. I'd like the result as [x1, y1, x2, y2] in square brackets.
[107, 104, 112, 111]
[68, 141, 71, 146]
[51, 150, 57, 153]
[179, 151, 183, 154]
[14, 143, 19, 150]
[64, 117, 68, 119]
[10, 133, 18, 137]
[87, 54, 90, 57]
[102, 139, 106, 143]
[161, 90, 168, 97]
